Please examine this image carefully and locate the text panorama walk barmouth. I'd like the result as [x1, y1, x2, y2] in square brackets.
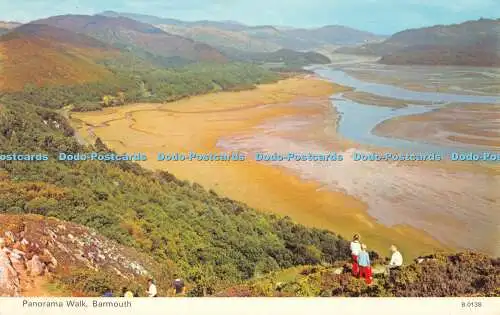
[21, 299, 132, 308]
[0, 151, 499, 162]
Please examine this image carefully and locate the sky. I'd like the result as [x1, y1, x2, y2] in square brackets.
[0, 0, 498, 34]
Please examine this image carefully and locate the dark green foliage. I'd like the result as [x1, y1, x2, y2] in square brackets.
[222, 47, 331, 70]
[58, 269, 118, 297]
[2, 62, 279, 112]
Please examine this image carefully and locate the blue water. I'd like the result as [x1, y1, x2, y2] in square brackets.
[312, 66, 499, 153]
[313, 68, 500, 104]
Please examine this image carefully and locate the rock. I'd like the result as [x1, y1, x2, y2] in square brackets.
[4, 231, 15, 243]
[28, 255, 45, 276]
[42, 249, 58, 268]
[0, 249, 20, 296]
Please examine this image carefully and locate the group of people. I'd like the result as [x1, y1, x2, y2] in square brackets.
[349, 234, 403, 285]
[103, 276, 186, 297]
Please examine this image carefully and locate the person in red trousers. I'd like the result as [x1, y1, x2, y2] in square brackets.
[358, 243, 373, 285]
[350, 234, 361, 277]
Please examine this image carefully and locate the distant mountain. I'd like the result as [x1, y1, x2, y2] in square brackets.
[272, 25, 383, 49]
[379, 38, 500, 67]
[99, 11, 251, 32]
[0, 21, 21, 29]
[0, 21, 21, 36]
[33, 14, 227, 63]
[0, 23, 117, 91]
[99, 11, 384, 52]
[156, 24, 281, 52]
[337, 18, 500, 67]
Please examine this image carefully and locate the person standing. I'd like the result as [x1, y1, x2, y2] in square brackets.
[350, 234, 361, 277]
[172, 276, 186, 296]
[386, 245, 403, 278]
[147, 278, 158, 297]
[102, 288, 113, 297]
[358, 244, 372, 285]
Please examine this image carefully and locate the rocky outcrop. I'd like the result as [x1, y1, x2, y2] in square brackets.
[0, 214, 163, 296]
[0, 248, 20, 296]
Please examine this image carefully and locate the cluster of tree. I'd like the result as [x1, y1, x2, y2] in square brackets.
[0, 97, 350, 295]
[217, 252, 499, 297]
[1, 62, 280, 112]
[221, 47, 331, 70]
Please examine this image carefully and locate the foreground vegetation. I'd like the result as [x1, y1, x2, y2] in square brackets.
[217, 252, 499, 297]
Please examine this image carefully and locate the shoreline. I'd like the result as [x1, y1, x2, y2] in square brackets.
[71, 76, 468, 258]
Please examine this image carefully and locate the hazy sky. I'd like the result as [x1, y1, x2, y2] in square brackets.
[1, 0, 498, 34]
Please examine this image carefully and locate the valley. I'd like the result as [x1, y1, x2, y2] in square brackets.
[0, 7, 498, 299]
[71, 70, 499, 258]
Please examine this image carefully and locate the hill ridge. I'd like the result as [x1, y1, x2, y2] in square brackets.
[33, 14, 227, 62]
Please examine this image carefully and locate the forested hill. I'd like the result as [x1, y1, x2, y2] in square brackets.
[336, 18, 500, 67]
[0, 21, 20, 35]
[220, 48, 331, 71]
[0, 80, 351, 295]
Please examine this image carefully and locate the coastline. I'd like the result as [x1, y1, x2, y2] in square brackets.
[71, 76, 455, 258]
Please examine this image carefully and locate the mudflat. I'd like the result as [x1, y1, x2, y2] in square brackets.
[72, 76, 470, 258]
[373, 103, 500, 150]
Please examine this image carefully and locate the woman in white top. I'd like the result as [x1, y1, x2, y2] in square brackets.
[386, 244, 403, 278]
[350, 234, 361, 277]
[147, 278, 158, 297]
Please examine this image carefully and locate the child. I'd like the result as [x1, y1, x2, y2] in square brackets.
[358, 244, 372, 285]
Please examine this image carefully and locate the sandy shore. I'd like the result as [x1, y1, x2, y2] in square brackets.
[73, 76, 498, 258]
[342, 91, 430, 108]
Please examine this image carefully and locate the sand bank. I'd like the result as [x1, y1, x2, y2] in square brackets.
[373, 103, 500, 151]
[72, 77, 481, 258]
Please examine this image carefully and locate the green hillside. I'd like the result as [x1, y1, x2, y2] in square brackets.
[0, 72, 350, 296]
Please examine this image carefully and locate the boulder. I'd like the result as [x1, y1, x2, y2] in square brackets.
[42, 249, 58, 268]
[0, 250, 20, 296]
[28, 255, 45, 276]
